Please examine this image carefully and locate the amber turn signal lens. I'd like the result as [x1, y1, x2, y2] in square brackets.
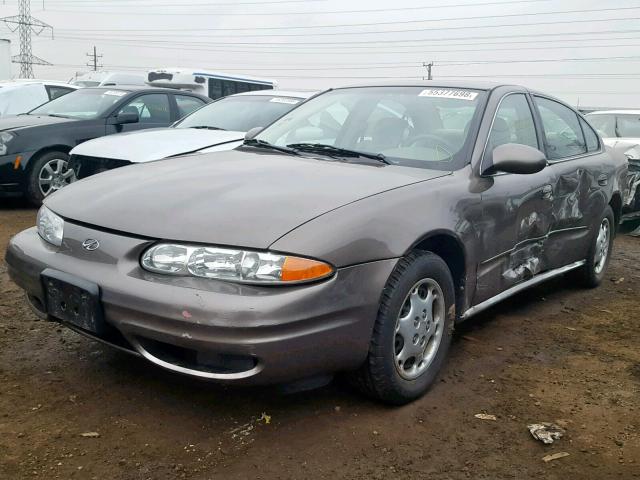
[281, 256, 334, 282]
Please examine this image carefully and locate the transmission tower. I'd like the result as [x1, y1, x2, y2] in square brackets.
[1, 0, 53, 78]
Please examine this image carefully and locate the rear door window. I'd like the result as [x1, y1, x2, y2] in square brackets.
[119, 94, 171, 124]
[175, 95, 205, 118]
[534, 96, 587, 160]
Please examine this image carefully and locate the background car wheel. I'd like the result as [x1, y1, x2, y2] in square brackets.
[573, 205, 615, 288]
[349, 251, 455, 405]
[26, 151, 76, 206]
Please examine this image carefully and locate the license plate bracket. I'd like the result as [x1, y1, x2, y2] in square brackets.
[41, 268, 104, 335]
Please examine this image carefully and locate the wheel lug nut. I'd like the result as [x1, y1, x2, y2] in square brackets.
[413, 334, 419, 344]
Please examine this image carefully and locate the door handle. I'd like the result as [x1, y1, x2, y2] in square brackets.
[542, 184, 553, 198]
[597, 174, 608, 186]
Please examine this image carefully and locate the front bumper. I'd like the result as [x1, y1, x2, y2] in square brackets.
[0, 151, 36, 196]
[5, 222, 397, 385]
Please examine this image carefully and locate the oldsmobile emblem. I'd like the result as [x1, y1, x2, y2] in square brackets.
[82, 239, 100, 251]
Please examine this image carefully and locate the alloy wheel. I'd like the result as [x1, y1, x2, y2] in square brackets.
[394, 278, 445, 380]
[38, 158, 77, 197]
[593, 217, 610, 274]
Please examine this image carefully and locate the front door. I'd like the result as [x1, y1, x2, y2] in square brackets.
[475, 93, 557, 304]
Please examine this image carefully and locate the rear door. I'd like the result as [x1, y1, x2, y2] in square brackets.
[475, 92, 557, 303]
[115, 93, 172, 132]
[532, 96, 604, 266]
[172, 94, 207, 121]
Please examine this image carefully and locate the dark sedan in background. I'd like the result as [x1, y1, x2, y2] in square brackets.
[0, 86, 209, 204]
[6, 82, 629, 404]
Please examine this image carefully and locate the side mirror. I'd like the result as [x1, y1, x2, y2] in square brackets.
[113, 111, 139, 125]
[483, 143, 547, 175]
[244, 127, 263, 141]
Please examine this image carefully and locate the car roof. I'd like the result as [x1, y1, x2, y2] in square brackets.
[231, 90, 317, 99]
[81, 85, 208, 97]
[339, 79, 507, 90]
[586, 110, 640, 115]
[0, 80, 79, 88]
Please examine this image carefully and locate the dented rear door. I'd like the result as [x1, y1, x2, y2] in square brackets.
[533, 96, 604, 267]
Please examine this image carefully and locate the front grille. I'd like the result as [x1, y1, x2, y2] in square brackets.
[69, 155, 132, 180]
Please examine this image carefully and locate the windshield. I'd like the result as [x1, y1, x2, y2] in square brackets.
[176, 94, 303, 132]
[256, 86, 485, 170]
[29, 88, 128, 119]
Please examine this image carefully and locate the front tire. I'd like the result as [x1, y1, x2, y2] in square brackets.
[574, 205, 615, 288]
[350, 251, 455, 405]
[26, 151, 76, 206]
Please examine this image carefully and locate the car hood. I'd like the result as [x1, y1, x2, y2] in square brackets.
[70, 128, 246, 163]
[602, 137, 640, 150]
[0, 114, 76, 131]
[46, 149, 448, 248]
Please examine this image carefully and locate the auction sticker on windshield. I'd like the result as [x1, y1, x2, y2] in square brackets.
[103, 90, 127, 97]
[418, 89, 478, 101]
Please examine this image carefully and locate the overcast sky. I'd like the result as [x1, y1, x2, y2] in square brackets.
[0, 0, 638, 108]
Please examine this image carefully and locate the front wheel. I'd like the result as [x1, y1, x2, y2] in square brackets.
[26, 151, 76, 206]
[574, 205, 615, 288]
[349, 251, 455, 405]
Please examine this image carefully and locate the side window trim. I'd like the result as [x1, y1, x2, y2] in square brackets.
[480, 91, 541, 175]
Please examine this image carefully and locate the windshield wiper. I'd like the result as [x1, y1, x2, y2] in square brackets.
[190, 125, 226, 130]
[286, 143, 390, 165]
[46, 114, 71, 119]
[243, 138, 300, 156]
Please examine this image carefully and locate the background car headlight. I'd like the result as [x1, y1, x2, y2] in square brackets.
[141, 244, 334, 284]
[37, 205, 64, 246]
[0, 131, 14, 155]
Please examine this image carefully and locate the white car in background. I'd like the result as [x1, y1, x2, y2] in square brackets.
[0, 80, 78, 117]
[68, 90, 315, 180]
[586, 110, 640, 227]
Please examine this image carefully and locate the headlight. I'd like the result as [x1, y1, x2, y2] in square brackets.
[0, 131, 14, 155]
[37, 205, 64, 246]
[141, 244, 334, 284]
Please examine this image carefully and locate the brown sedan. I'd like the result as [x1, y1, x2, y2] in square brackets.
[5, 82, 629, 404]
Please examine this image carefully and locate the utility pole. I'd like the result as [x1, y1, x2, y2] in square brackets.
[86, 45, 102, 71]
[422, 62, 434, 81]
[1, 0, 53, 78]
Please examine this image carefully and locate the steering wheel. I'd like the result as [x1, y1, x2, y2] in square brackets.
[406, 134, 455, 157]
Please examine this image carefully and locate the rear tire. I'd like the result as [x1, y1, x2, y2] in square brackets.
[25, 151, 75, 206]
[349, 251, 455, 405]
[574, 205, 615, 288]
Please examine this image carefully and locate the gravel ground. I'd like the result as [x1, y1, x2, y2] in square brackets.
[1, 199, 639, 480]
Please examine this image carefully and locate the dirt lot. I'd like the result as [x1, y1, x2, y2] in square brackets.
[0, 199, 639, 480]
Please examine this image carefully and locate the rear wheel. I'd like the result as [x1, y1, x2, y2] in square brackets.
[574, 205, 615, 288]
[26, 151, 76, 206]
[350, 251, 455, 405]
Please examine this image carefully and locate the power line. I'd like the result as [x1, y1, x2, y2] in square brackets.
[37, 0, 555, 15]
[46, 15, 640, 46]
[49, 6, 640, 39]
[0, 0, 53, 78]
